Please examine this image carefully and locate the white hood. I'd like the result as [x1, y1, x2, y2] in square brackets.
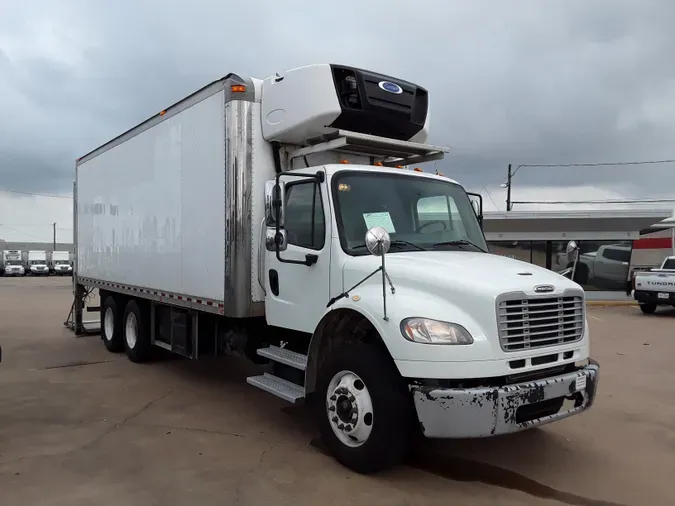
[343, 251, 580, 299]
[340, 250, 587, 369]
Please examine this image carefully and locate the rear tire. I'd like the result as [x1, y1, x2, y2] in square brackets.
[313, 343, 416, 474]
[640, 303, 657, 314]
[101, 295, 124, 352]
[123, 300, 151, 363]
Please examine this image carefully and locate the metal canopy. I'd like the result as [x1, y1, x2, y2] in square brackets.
[483, 209, 673, 241]
[289, 129, 450, 167]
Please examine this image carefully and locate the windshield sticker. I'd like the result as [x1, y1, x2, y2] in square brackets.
[363, 212, 396, 233]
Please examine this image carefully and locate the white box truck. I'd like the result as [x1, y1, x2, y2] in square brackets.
[70, 64, 599, 473]
[51, 250, 72, 276]
[2, 250, 25, 276]
[27, 250, 49, 276]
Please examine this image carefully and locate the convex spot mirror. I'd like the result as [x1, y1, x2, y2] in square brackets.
[566, 240, 579, 263]
[365, 226, 391, 257]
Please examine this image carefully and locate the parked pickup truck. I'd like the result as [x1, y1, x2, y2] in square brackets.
[632, 256, 675, 314]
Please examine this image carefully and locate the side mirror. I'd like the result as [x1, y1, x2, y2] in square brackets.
[466, 192, 483, 227]
[566, 240, 579, 262]
[265, 180, 285, 227]
[365, 226, 391, 257]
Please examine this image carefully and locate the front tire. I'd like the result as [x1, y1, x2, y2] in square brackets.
[123, 300, 151, 363]
[101, 295, 124, 352]
[640, 303, 657, 314]
[314, 344, 416, 474]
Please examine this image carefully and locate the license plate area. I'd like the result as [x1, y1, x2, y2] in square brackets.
[658, 292, 670, 299]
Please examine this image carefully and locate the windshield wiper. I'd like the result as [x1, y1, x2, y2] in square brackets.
[353, 240, 427, 252]
[432, 239, 486, 253]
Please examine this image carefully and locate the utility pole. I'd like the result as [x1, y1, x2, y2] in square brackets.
[505, 164, 512, 211]
[53, 222, 56, 251]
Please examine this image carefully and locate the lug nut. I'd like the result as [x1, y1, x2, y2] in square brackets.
[329, 405, 335, 412]
[345, 424, 352, 432]
[347, 394, 355, 402]
[332, 416, 338, 423]
[338, 423, 344, 430]
[330, 395, 337, 401]
[351, 416, 357, 424]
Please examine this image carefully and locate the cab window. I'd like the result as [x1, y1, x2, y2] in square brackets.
[284, 182, 325, 250]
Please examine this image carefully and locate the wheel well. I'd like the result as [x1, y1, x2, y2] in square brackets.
[305, 308, 391, 395]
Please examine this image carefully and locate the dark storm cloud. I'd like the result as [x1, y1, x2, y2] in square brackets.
[1, 0, 675, 198]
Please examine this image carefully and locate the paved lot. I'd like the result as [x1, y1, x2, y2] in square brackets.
[0, 277, 674, 505]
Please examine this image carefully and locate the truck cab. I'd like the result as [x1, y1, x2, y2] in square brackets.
[51, 251, 72, 276]
[27, 250, 49, 276]
[2, 250, 25, 276]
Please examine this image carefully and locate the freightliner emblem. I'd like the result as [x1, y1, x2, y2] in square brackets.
[534, 284, 554, 293]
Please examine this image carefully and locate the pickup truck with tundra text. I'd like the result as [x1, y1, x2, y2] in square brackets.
[632, 256, 675, 314]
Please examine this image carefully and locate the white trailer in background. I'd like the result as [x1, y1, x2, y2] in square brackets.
[27, 250, 49, 276]
[2, 250, 25, 276]
[51, 250, 72, 276]
[70, 63, 599, 473]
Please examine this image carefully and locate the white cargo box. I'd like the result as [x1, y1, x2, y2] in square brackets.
[75, 74, 271, 317]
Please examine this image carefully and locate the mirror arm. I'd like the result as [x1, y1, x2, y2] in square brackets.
[570, 240, 581, 283]
[327, 266, 383, 308]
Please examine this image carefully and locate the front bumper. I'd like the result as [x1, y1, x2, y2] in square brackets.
[633, 289, 675, 304]
[411, 359, 599, 438]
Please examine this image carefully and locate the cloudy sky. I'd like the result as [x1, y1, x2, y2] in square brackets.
[1, 0, 675, 242]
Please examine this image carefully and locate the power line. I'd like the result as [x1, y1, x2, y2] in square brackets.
[482, 185, 499, 210]
[0, 223, 73, 229]
[512, 198, 675, 205]
[516, 158, 675, 168]
[0, 188, 72, 199]
[505, 157, 675, 183]
[0, 225, 45, 241]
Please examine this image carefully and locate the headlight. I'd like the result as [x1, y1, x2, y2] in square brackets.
[400, 318, 474, 345]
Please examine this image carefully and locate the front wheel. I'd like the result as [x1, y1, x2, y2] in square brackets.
[313, 344, 416, 474]
[640, 303, 657, 314]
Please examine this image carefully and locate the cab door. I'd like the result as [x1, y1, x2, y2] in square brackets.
[264, 173, 332, 333]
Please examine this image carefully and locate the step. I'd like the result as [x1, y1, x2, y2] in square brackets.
[256, 345, 308, 371]
[246, 373, 305, 403]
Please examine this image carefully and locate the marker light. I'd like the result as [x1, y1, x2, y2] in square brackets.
[231, 85, 247, 93]
[413, 167, 423, 172]
[339, 159, 350, 164]
[159, 110, 167, 116]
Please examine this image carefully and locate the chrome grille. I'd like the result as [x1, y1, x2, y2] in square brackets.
[497, 295, 584, 352]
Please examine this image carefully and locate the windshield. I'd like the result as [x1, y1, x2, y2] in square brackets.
[332, 171, 487, 255]
[6, 260, 22, 266]
[29, 260, 45, 265]
[55, 260, 70, 265]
